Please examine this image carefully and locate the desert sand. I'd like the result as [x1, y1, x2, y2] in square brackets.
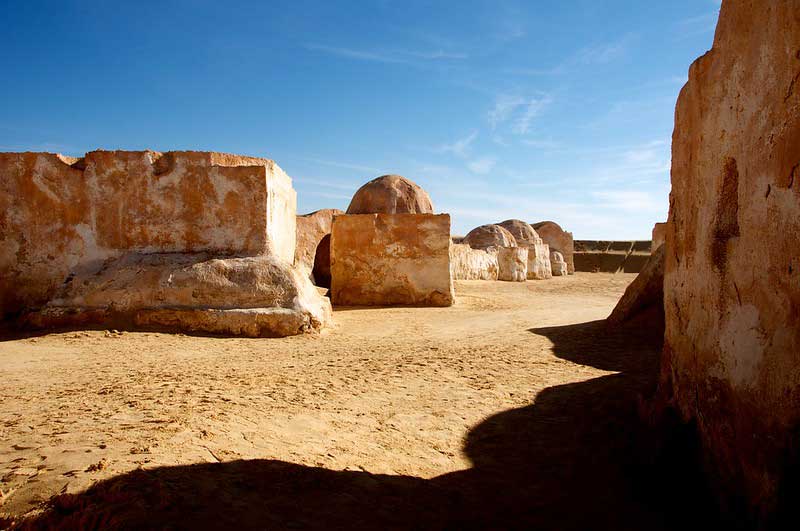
[0, 275, 715, 529]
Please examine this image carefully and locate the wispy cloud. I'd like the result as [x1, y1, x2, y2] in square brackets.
[576, 35, 635, 65]
[675, 10, 720, 39]
[622, 140, 668, 164]
[513, 96, 552, 134]
[305, 43, 468, 65]
[293, 176, 360, 192]
[436, 130, 478, 158]
[492, 135, 510, 147]
[299, 190, 352, 201]
[467, 157, 496, 175]
[301, 156, 381, 175]
[488, 93, 552, 134]
[488, 95, 525, 129]
[590, 190, 664, 213]
[521, 138, 560, 150]
[505, 33, 636, 77]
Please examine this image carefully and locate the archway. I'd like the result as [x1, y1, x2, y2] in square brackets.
[312, 234, 332, 289]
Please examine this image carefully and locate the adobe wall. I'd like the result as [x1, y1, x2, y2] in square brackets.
[497, 246, 528, 282]
[330, 214, 454, 306]
[532, 221, 574, 274]
[450, 243, 499, 281]
[295, 208, 344, 282]
[662, 0, 800, 523]
[0, 150, 296, 318]
[652, 222, 667, 250]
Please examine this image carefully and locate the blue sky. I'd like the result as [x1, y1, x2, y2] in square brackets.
[1, 1, 720, 238]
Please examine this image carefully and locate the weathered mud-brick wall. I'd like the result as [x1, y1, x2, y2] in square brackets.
[331, 214, 454, 306]
[497, 246, 527, 282]
[0, 150, 296, 318]
[652, 222, 667, 250]
[550, 251, 568, 276]
[526, 241, 551, 280]
[450, 243, 499, 280]
[532, 221, 575, 274]
[295, 209, 343, 286]
[663, 0, 800, 523]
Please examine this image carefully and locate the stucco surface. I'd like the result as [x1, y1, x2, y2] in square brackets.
[662, 0, 800, 522]
[0, 150, 297, 317]
[330, 214, 454, 307]
[450, 243, 499, 281]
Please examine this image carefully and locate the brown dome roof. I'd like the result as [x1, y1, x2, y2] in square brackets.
[463, 224, 517, 250]
[497, 219, 541, 245]
[346, 175, 434, 215]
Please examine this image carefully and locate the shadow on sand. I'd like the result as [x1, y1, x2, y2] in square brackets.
[15, 320, 722, 530]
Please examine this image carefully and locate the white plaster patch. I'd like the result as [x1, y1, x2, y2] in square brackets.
[31, 173, 61, 203]
[717, 304, 766, 388]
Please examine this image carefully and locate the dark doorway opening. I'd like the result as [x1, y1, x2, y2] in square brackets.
[312, 234, 332, 289]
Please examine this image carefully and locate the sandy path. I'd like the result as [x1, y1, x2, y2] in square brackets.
[0, 274, 710, 529]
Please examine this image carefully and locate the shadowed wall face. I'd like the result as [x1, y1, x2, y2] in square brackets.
[330, 213, 454, 307]
[0, 151, 296, 317]
[664, 0, 800, 523]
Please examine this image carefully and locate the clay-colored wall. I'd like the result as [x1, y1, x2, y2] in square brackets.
[526, 242, 551, 280]
[497, 246, 528, 282]
[532, 221, 574, 274]
[450, 243, 498, 280]
[295, 209, 344, 276]
[652, 222, 667, 250]
[330, 214, 454, 306]
[662, 0, 800, 523]
[0, 150, 296, 317]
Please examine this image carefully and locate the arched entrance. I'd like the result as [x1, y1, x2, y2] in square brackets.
[312, 234, 332, 289]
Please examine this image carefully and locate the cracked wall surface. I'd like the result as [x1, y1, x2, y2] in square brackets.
[330, 214, 454, 307]
[662, 0, 800, 523]
[0, 150, 330, 337]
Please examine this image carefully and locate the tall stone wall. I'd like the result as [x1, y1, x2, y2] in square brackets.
[662, 0, 800, 523]
[0, 150, 296, 318]
[330, 214, 454, 306]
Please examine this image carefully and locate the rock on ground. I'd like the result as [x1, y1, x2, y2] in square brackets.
[22, 253, 332, 338]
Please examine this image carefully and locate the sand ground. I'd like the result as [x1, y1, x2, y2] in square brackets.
[0, 275, 712, 529]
